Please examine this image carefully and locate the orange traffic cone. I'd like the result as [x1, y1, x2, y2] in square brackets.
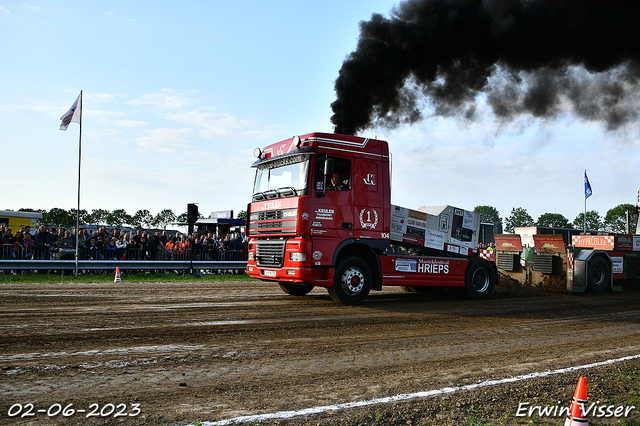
[114, 267, 121, 284]
[564, 376, 588, 425]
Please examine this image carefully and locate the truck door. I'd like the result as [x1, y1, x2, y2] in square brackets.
[354, 159, 385, 239]
[310, 156, 353, 264]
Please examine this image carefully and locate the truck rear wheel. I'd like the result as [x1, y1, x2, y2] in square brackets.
[278, 283, 314, 296]
[328, 257, 371, 305]
[461, 258, 496, 300]
[587, 255, 610, 293]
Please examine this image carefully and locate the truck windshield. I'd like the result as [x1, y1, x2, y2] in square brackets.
[252, 154, 310, 201]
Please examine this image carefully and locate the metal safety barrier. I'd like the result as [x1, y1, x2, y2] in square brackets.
[0, 260, 248, 275]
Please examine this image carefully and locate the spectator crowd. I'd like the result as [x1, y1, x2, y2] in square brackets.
[0, 225, 248, 265]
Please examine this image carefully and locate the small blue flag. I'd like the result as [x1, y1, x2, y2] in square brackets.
[584, 171, 592, 199]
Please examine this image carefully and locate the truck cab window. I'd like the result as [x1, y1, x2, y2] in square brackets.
[317, 157, 351, 191]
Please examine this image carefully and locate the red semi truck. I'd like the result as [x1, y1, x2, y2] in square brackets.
[246, 132, 497, 305]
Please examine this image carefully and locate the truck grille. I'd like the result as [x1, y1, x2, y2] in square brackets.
[255, 240, 287, 268]
[255, 210, 284, 220]
[249, 208, 297, 236]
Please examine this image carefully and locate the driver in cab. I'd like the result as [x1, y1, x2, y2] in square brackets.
[328, 172, 348, 190]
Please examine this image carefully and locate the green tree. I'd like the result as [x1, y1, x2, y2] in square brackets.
[604, 204, 637, 234]
[106, 209, 131, 228]
[237, 210, 247, 220]
[473, 205, 501, 224]
[68, 209, 88, 227]
[176, 212, 188, 224]
[131, 209, 154, 229]
[45, 208, 75, 228]
[573, 210, 603, 231]
[537, 213, 572, 228]
[504, 207, 535, 233]
[153, 209, 177, 229]
[85, 209, 110, 226]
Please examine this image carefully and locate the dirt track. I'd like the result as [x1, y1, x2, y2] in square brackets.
[1, 279, 639, 426]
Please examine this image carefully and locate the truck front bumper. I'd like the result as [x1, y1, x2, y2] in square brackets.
[246, 264, 333, 288]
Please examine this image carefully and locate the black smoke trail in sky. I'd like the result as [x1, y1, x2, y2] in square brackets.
[331, 0, 640, 135]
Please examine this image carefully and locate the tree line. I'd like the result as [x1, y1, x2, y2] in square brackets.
[474, 204, 639, 234]
[9, 205, 637, 234]
[12, 208, 247, 230]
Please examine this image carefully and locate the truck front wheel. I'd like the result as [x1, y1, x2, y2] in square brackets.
[278, 282, 314, 296]
[328, 257, 372, 305]
[461, 258, 496, 300]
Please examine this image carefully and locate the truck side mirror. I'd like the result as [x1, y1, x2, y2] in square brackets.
[316, 157, 334, 198]
[324, 158, 335, 180]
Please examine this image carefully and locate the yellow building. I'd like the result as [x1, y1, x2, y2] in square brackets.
[0, 210, 42, 234]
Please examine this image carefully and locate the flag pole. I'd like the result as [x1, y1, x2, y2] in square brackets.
[584, 169, 587, 234]
[75, 90, 83, 279]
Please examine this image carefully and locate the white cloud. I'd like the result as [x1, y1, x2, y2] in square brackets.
[113, 119, 147, 129]
[24, 4, 40, 12]
[135, 128, 195, 153]
[85, 92, 116, 104]
[128, 89, 195, 109]
[0, 5, 10, 15]
[167, 110, 282, 140]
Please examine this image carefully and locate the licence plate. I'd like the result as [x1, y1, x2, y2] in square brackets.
[263, 270, 276, 277]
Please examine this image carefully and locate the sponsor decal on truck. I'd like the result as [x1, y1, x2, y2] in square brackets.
[395, 258, 450, 274]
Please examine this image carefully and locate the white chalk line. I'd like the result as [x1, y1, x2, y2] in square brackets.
[197, 353, 640, 426]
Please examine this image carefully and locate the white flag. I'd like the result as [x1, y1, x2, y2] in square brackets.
[60, 93, 81, 131]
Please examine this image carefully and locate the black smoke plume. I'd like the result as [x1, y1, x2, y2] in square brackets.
[331, 0, 640, 135]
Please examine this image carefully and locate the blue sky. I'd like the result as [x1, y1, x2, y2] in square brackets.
[1, 0, 638, 225]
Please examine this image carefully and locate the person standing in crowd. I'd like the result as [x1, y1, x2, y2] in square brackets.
[128, 231, 140, 259]
[22, 233, 35, 259]
[230, 233, 242, 251]
[106, 237, 119, 260]
[140, 233, 150, 260]
[77, 228, 87, 260]
[86, 237, 98, 260]
[12, 231, 24, 259]
[35, 226, 53, 260]
[97, 226, 108, 241]
[164, 238, 174, 260]
[116, 235, 128, 259]
[61, 230, 74, 248]
[148, 231, 161, 260]
[50, 235, 61, 260]
[177, 235, 190, 259]
[190, 232, 200, 259]
[160, 230, 168, 246]
[96, 235, 105, 254]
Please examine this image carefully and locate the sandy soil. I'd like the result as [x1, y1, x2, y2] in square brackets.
[0, 279, 639, 426]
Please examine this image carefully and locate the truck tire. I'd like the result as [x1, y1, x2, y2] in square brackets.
[328, 257, 372, 305]
[587, 255, 610, 293]
[461, 258, 496, 300]
[278, 282, 314, 296]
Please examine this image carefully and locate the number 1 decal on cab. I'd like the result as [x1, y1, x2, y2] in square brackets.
[359, 208, 379, 230]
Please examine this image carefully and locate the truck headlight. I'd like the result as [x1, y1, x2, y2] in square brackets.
[248, 252, 254, 260]
[289, 252, 306, 262]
